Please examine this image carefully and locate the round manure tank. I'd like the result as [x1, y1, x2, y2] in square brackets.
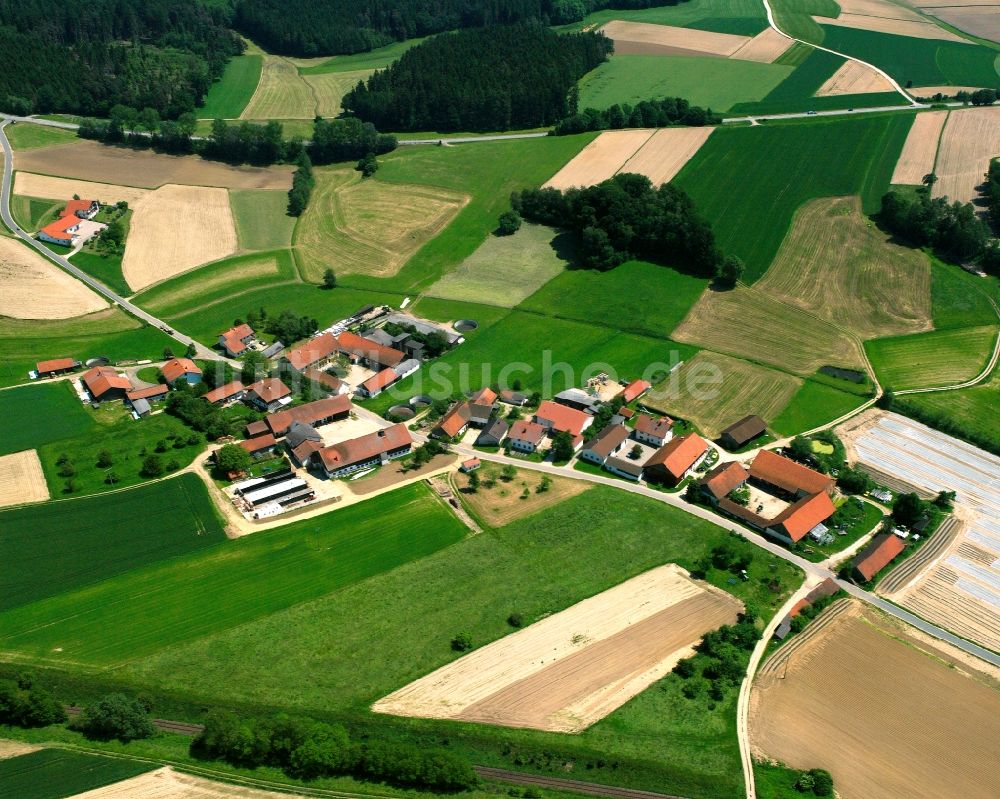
[454, 319, 478, 333]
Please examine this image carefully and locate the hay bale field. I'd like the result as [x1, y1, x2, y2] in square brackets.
[122, 185, 237, 291]
[815, 11, 972, 41]
[0, 450, 50, 509]
[643, 350, 801, 438]
[374, 564, 741, 732]
[13, 172, 149, 208]
[932, 106, 1000, 204]
[425, 223, 569, 306]
[616, 127, 715, 186]
[455, 467, 591, 528]
[304, 69, 374, 117]
[865, 325, 997, 389]
[295, 170, 469, 280]
[751, 601, 1000, 799]
[891, 110, 948, 184]
[65, 766, 305, 799]
[0, 236, 107, 319]
[815, 60, 896, 95]
[756, 196, 932, 339]
[543, 129, 655, 190]
[672, 285, 865, 374]
[600, 20, 751, 56]
[13, 140, 292, 190]
[729, 27, 795, 63]
[242, 54, 316, 119]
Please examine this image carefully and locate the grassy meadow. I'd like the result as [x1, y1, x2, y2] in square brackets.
[197, 52, 263, 119]
[0, 749, 153, 799]
[865, 325, 998, 390]
[930, 259, 999, 329]
[770, 379, 867, 435]
[562, 0, 769, 35]
[69, 250, 130, 296]
[9, 195, 62, 231]
[0, 473, 224, 610]
[230, 189, 296, 251]
[0, 382, 95, 456]
[5, 123, 76, 151]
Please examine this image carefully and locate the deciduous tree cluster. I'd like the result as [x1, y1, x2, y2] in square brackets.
[553, 96, 721, 135]
[879, 189, 990, 264]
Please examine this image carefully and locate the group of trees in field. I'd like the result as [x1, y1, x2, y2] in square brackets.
[232, 0, 673, 57]
[985, 159, 1000, 238]
[288, 153, 315, 216]
[194, 710, 477, 790]
[0, 674, 65, 728]
[166, 391, 238, 440]
[512, 173, 735, 279]
[672, 609, 759, 701]
[0, 0, 240, 118]
[553, 96, 721, 135]
[343, 25, 612, 132]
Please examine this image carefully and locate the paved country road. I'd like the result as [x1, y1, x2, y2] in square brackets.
[0, 120, 227, 363]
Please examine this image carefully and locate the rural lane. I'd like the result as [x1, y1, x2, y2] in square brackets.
[0, 120, 225, 363]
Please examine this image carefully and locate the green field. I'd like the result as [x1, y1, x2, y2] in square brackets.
[0, 312, 174, 390]
[562, 0, 769, 36]
[125, 487, 801, 798]
[298, 38, 425, 74]
[673, 114, 914, 282]
[518, 259, 709, 338]
[5, 124, 76, 151]
[768, 0, 841, 42]
[230, 190, 296, 251]
[770, 379, 867, 435]
[0, 382, 95, 456]
[820, 25, 1000, 88]
[424, 223, 571, 307]
[931, 259, 999, 329]
[197, 52, 264, 119]
[0, 473, 224, 610]
[0, 749, 154, 799]
[899, 367, 1000, 451]
[69, 250, 130, 296]
[578, 55, 794, 112]
[10, 195, 62, 231]
[866, 325, 998, 390]
[0, 483, 465, 666]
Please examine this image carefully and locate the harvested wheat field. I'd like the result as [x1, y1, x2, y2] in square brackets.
[816, 11, 971, 41]
[815, 60, 896, 95]
[751, 600, 1000, 799]
[837, 0, 933, 22]
[14, 172, 149, 208]
[296, 170, 468, 280]
[374, 564, 741, 732]
[600, 21, 750, 57]
[122, 185, 238, 291]
[0, 237, 107, 319]
[729, 27, 795, 63]
[616, 127, 715, 186]
[891, 110, 948, 184]
[0, 450, 50, 508]
[456, 468, 591, 527]
[543, 129, 655, 189]
[923, 6, 1000, 44]
[0, 740, 39, 760]
[757, 196, 931, 339]
[14, 140, 292, 190]
[933, 106, 1000, 204]
[912, 84, 991, 96]
[673, 285, 865, 374]
[242, 55, 315, 119]
[305, 69, 374, 117]
[65, 766, 311, 799]
[644, 351, 800, 438]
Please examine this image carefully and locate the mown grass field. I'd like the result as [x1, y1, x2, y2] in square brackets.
[0, 749, 154, 799]
[0, 483, 465, 666]
[756, 196, 932, 340]
[69, 250, 130, 296]
[304, 69, 374, 116]
[229, 189, 296, 251]
[819, 25, 1000, 88]
[0, 473, 224, 611]
[643, 350, 801, 437]
[198, 52, 263, 119]
[125, 487, 802, 799]
[930, 259, 999, 329]
[0, 310, 174, 389]
[865, 325, 998, 389]
[673, 114, 914, 282]
[10, 195, 62, 231]
[425, 224, 571, 307]
[578, 55, 793, 112]
[562, 0, 769, 36]
[900, 368, 1000, 450]
[299, 38, 425, 74]
[0, 382, 94, 456]
[770, 378, 867, 435]
[5, 124, 76, 151]
[518, 259, 709, 338]
[241, 53, 315, 119]
[768, 0, 840, 42]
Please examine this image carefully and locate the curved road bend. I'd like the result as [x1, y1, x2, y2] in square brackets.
[0, 120, 226, 362]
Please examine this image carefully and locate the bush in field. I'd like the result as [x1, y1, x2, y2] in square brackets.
[77, 693, 155, 742]
[0, 679, 66, 728]
[451, 632, 473, 652]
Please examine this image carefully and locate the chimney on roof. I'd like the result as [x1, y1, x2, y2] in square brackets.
[377, 429, 385, 437]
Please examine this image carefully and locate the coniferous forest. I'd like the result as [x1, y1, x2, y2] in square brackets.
[343, 25, 613, 132]
[0, 0, 241, 118]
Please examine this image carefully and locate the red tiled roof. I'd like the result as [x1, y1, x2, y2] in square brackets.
[304, 368, 342, 391]
[771, 491, 836, 542]
[436, 402, 472, 438]
[647, 433, 709, 480]
[63, 199, 96, 217]
[318, 423, 411, 470]
[634, 413, 673, 439]
[336, 331, 405, 368]
[853, 533, 905, 582]
[238, 433, 277, 454]
[247, 377, 290, 404]
[361, 368, 399, 395]
[40, 215, 80, 240]
[510, 420, 545, 445]
[292, 438, 323, 463]
[245, 420, 269, 437]
[462, 457, 481, 470]
[265, 395, 351, 435]
[203, 380, 245, 404]
[220, 324, 254, 355]
[535, 400, 590, 437]
[285, 332, 339, 371]
[700, 461, 749, 500]
[470, 387, 497, 405]
[36, 357, 76, 373]
[750, 450, 834, 496]
[584, 424, 628, 458]
[621, 379, 651, 403]
[618, 406, 635, 419]
[161, 357, 201, 384]
[126, 384, 169, 401]
[82, 366, 132, 398]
